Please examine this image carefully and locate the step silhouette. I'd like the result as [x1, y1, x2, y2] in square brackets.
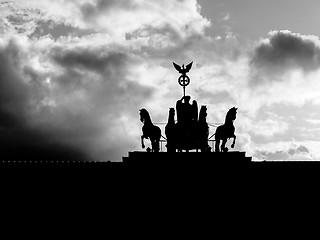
[123, 151, 252, 166]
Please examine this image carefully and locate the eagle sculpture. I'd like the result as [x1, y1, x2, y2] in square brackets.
[173, 61, 193, 75]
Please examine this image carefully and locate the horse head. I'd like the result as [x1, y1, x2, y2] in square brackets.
[226, 107, 238, 122]
[139, 108, 150, 123]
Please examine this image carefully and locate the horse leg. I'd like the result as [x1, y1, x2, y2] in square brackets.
[154, 140, 160, 152]
[151, 138, 159, 153]
[141, 135, 145, 149]
[151, 139, 155, 152]
[221, 139, 228, 152]
[215, 139, 220, 152]
[231, 135, 236, 149]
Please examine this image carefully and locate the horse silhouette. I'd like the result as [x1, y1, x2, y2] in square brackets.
[215, 107, 237, 152]
[139, 109, 161, 152]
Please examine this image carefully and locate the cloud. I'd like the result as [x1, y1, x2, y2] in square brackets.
[250, 138, 320, 161]
[251, 31, 320, 80]
[222, 12, 230, 21]
[3, 0, 211, 38]
[51, 46, 128, 73]
[235, 31, 320, 114]
[0, 0, 212, 161]
[80, 0, 136, 19]
[0, 38, 91, 161]
[1, 0, 86, 28]
[252, 31, 320, 72]
[79, 0, 211, 38]
[30, 19, 93, 40]
[254, 142, 315, 161]
[306, 119, 320, 125]
[244, 118, 289, 139]
[0, 34, 155, 161]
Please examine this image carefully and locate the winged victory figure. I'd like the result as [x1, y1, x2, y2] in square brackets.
[173, 61, 193, 75]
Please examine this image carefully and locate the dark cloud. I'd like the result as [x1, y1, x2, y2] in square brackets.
[296, 145, 309, 153]
[0, 40, 30, 126]
[46, 48, 154, 160]
[30, 20, 95, 39]
[3, 1, 94, 39]
[0, 40, 89, 161]
[4, 6, 41, 35]
[80, 0, 136, 20]
[52, 46, 127, 73]
[250, 31, 320, 84]
[0, 39, 154, 162]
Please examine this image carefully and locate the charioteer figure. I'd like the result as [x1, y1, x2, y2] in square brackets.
[176, 95, 198, 126]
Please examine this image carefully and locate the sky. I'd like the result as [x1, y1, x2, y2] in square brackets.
[1, 0, 320, 161]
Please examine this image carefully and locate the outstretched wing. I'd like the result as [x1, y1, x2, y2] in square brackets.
[185, 61, 193, 73]
[173, 62, 182, 73]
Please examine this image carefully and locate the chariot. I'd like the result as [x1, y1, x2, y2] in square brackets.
[140, 62, 237, 153]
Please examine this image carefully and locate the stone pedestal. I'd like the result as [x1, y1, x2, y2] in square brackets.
[123, 151, 252, 166]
